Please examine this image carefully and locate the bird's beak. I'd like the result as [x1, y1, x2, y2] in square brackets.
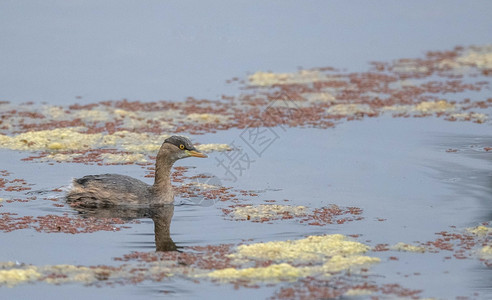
[186, 150, 208, 158]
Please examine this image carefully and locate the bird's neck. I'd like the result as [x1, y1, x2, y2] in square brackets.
[152, 158, 174, 203]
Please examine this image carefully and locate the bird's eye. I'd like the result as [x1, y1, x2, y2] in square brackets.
[179, 144, 185, 150]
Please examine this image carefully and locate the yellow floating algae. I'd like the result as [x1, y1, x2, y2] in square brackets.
[195, 143, 231, 153]
[118, 133, 171, 153]
[231, 204, 307, 221]
[414, 100, 455, 113]
[466, 225, 492, 236]
[327, 104, 375, 116]
[0, 129, 230, 160]
[43, 106, 178, 130]
[43, 106, 67, 119]
[0, 128, 160, 152]
[40, 104, 176, 131]
[186, 113, 230, 124]
[0, 128, 103, 151]
[0, 267, 41, 287]
[248, 70, 331, 86]
[456, 47, 492, 69]
[479, 245, 492, 260]
[47, 142, 64, 150]
[322, 255, 379, 273]
[100, 153, 148, 164]
[207, 263, 304, 282]
[206, 255, 379, 282]
[102, 131, 171, 150]
[186, 182, 220, 190]
[206, 235, 379, 282]
[302, 92, 336, 103]
[0, 262, 175, 287]
[113, 108, 136, 117]
[41, 153, 83, 162]
[122, 143, 162, 153]
[230, 234, 372, 262]
[40, 264, 117, 285]
[0, 262, 17, 268]
[382, 104, 415, 113]
[74, 109, 111, 122]
[391, 242, 426, 253]
[344, 288, 375, 296]
[114, 109, 175, 130]
[382, 100, 456, 115]
[449, 112, 488, 123]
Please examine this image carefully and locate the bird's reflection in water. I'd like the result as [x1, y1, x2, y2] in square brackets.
[150, 205, 178, 252]
[71, 204, 178, 252]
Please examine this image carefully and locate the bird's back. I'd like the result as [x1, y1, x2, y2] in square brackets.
[67, 174, 152, 207]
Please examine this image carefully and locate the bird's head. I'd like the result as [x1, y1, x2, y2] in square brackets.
[162, 135, 207, 161]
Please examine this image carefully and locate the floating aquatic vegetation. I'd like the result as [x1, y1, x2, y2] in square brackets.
[0, 128, 101, 151]
[207, 263, 304, 282]
[0, 128, 170, 153]
[466, 225, 492, 236]
[391, 242, 426, 253]
[207, 255, 379, 282]
[227, 234, 373, 263]
[185, 182, 220, 190]
[228, 204, 307, 221]
[0, 256, 415, 298]
[202, 235, 379, 282]
[0, 236, 379, 290]
[0, 265, 41, 287]
[0, 46, 489, 154]
[439, 45, 492, 70]
[479, 245, 492, 260]
[223, 204, 363, 225]
[458, 47, 492, 68]
[344, 288, 374, 296]
[195, 143, 231, 153]
[326, 104, 375, 116]
[248, 70, 332, 86]
[46, 153, 84, 162]
[0, 212, 136, 234]
[448, 112, 488, 123]
[0, 128, 230, 164]
[414, 100, 455, 113]
[186, 113, 230, 123]
[382, 224, 492, 264]
[382, 100, 457, 115]
[302, 92, 336, 103]
[272, 279, 423, 300]
[100, 152, 148, 164]
[115, 234, 379, 285]
[0, 261, 172, 288]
